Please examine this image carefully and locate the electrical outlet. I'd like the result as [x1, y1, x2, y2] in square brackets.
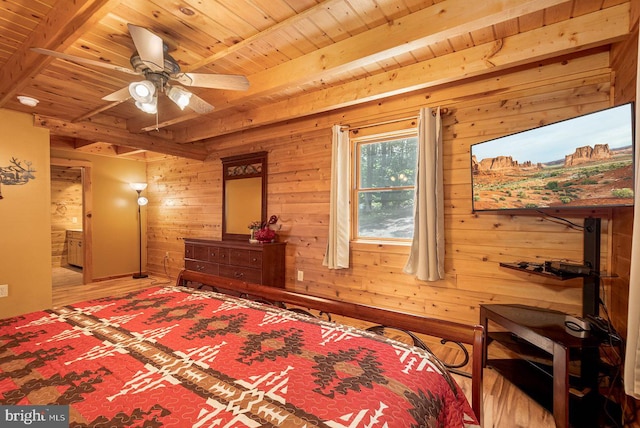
[297, 270, 304, 281]
[0, 284, 8, 298]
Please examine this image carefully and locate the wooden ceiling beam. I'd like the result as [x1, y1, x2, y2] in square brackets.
[114, 146, 147, 156]
[202, 56, 612, 153]
[175, 4, 628, 143]
[184, 0, 345, 72]
[73, 99, 130, 123]
[138, 112, 201, 133]
[212, 0, 572, 102]
[50, 135, 82, 151]
[34, 114, 208, 160]
[0, 0, 123, 107]
[73, 138, 97, 148]
[127, 0, 571, 133]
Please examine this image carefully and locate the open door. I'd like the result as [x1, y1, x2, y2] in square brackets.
[51, 158, 93, 284]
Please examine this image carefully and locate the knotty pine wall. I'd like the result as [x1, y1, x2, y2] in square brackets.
[610, 25, 638, 338]
[146, 50, 631, 327]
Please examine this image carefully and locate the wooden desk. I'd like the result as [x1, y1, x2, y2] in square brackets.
[480, 304, 601, 428]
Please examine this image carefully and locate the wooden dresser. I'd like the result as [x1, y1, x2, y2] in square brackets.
[183, 239, 286, 287]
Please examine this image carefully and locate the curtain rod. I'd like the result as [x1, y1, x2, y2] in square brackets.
[341, 108, 447, 131]
[342, 116, 417, 131]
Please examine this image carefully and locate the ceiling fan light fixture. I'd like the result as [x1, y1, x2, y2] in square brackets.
[32, 24, 246, 118]
[129, 80, 156, 103]
[167, 85, 192, 110]
[17, 95, 39, 107]
[135, 95, 158, 114]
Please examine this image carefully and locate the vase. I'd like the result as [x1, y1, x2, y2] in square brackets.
[255, 227, 276, 243]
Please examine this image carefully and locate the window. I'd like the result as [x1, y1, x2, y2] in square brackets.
[352, 130, 417, 241]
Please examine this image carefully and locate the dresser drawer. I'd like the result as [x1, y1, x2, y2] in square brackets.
[217, 247, 230, 264]
[209, 246, 230, 264]
[229, 249, 262, 268]
[185, 260, 219, 275]
[184, 243, 195, 259]
[193, 244, 210, 261]
[219, 265, 262, 283]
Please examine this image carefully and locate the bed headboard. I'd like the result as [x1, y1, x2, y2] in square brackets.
[176, 269, 484, 422]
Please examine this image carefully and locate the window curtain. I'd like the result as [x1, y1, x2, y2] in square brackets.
[323, 125, 350, 269]
[624, 32, 640, 397]
[403, 107, 444, 281]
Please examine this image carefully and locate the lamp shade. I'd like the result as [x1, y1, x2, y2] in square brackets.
[130, 182, 148, 191]
[135, 95, 158, 114]
[167, 85, 192, 110]
[128, 80, 156, 103]
[137, 196, 149, 206]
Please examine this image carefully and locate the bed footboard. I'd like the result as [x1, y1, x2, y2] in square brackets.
[177, 269, 484, 423]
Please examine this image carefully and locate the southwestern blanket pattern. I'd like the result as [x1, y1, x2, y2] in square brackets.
[0, 286, 478, 427]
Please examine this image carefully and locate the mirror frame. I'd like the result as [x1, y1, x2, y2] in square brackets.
[221, 151, 267, 241]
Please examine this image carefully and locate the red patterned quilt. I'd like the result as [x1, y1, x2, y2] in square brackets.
[0, 286, 478, 427]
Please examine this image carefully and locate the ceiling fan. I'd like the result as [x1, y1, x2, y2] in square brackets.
[32, 24, 249, 115]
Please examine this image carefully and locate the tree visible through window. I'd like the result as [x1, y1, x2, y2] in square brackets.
[353, 131, 417, 240]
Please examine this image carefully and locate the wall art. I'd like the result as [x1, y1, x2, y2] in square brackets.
[0, 157, 36, 199]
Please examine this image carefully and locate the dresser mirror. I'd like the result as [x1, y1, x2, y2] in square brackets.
[221, 152, 267, 241]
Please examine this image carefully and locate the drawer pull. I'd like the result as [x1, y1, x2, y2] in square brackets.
[234, 272, 244, 278]
[251, 258, 257, 262]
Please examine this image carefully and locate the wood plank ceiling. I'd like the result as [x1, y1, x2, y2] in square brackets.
[0, 0, 631, 160]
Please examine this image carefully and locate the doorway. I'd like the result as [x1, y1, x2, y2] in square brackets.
[50, 158, 93, 286]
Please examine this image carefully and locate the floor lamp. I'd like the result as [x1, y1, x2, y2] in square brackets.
[130, 182, 148, 279]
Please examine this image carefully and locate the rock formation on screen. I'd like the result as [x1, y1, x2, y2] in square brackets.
[472, 155, 538, 172]
[564, 144, 611, 166]
[480, 155, 518, 170]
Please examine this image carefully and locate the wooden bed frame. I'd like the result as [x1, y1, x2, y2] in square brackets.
[177, 269, 484, 423]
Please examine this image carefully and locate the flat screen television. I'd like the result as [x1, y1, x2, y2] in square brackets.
[470, 103, 635, 212]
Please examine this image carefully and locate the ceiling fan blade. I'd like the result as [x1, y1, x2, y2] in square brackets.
[187, 93, 214, 114]
[174, 73, 250, 91]
[102, 86, 131, 102]
[127, 24, 165, 72]
[31, 48, 139, 75]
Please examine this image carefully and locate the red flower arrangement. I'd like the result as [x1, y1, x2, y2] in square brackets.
[253, 215, 279, 243]
[254, 227, 275, 242]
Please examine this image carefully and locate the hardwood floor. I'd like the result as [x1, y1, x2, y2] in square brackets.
[52, 273, 172, 306]
[52, 265, 83, 287]
[51, 275, 636, 427]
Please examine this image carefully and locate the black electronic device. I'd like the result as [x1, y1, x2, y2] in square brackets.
[585, 314, 622, 344]
[564, 315, 590, 338]
[545, 261, 592, 276]
[565, 315, 590, 331]
[506, 261, 545, 273]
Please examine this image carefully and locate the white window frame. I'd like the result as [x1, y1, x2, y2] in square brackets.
[351, 128, 418, 243]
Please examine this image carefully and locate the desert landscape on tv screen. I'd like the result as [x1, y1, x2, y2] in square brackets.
[471, 105, 634, 211]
